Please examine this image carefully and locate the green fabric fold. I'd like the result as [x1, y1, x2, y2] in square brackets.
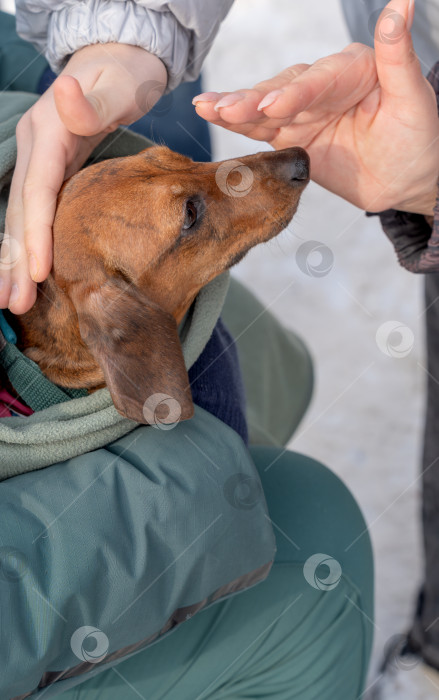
[0, 91, 229, 478]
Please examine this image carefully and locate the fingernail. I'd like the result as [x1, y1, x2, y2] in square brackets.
[0, 277, 3, 293]
[214, 93, 245, 111]
[9, 283, 19, 306]
[192, 92, 221, 105]
[257, 89, 284, 111]
[28, 252, 39, 280]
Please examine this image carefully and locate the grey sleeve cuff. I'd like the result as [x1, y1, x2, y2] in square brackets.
[46, 1, 194, 91]
[15, 0, 234, 92]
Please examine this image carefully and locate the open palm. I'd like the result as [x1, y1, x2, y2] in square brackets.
[195, 0, 439, 215]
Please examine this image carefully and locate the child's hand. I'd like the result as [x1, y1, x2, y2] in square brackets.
[0, 43, 166, 314]
[194, 0, 439, 220]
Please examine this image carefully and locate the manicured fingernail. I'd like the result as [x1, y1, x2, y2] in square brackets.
[192, 92, 221, 105]
[214, 93, 245, 111]
[9, 283, 19, 305]
[28, 252, 39, 280]
[257, 89, 284, 111]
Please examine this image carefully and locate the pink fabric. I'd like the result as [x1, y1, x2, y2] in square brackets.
[0, 388, 34, 418]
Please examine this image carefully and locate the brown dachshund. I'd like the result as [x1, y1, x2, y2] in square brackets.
[6, 145, 309, 424]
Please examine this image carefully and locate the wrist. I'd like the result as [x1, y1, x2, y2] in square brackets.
[396, 177, 439, 218]
[62, 44, 167, 124]
[67, 43, 166, 83]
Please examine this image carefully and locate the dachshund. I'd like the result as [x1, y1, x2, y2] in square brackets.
[3, 145, 309, 425]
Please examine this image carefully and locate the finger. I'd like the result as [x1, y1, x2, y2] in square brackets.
[192, 93, 282, 141]
[193, 91, 226, 121]
[54, 74, 141, 136]
[194, 66, 310, 126]
[194, 102, 239, 128]
[0, 120, 35, 311]
[54, 75, 111, 135]
[6, 225, 37, 315]
[21, 129, 67, 286]
[1, 229, 37, 314]
[0, 221, 13, 308]
[192, 101, 277, 142]
[254, 64, 310, 95]
[259, 47, 375, 119]
[198, 89, 273, 126]
[374, 0, 426, 104]
[0, 224, 14, 308]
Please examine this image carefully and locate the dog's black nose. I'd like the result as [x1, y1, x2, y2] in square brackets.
[290, 150, 310, 181]
[268, 147, 310, 185]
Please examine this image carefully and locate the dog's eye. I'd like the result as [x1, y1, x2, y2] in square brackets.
[183, 200, 198, 230]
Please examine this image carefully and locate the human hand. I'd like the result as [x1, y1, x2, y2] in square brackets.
[193, 0, 439, 219]
[0, 43, 167, 314]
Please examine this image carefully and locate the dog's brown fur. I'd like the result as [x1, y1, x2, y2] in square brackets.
[7, 145, 309, 424]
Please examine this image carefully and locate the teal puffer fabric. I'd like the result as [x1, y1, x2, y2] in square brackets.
[1, 406, 276, 700]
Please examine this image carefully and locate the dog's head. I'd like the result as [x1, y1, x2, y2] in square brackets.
[20, 145, 309, 424]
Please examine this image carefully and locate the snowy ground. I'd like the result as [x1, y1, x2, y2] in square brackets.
[204, 1, 428, 698]
[0, 0, 433, 696]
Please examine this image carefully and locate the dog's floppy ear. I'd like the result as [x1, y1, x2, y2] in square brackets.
[71, 280, 194, 425]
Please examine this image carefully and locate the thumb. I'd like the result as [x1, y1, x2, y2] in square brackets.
[53, 75, 132, 136]
[374, 0, 425, 103]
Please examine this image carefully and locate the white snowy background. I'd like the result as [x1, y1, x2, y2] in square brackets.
[0, 0, 436, 697]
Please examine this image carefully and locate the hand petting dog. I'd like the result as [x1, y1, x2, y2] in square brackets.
[0, 43, 166, 315]
[194, 0, 439, 219]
